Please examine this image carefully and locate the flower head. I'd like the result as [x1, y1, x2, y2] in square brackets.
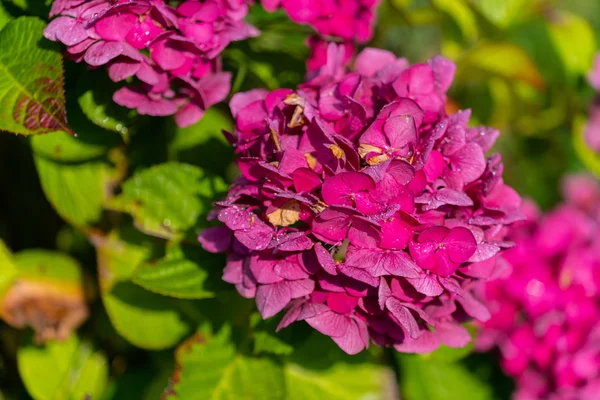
[261, 0, 381, 43]
[478, 174, 600, 399]
[201, 45, 522, 354]
[44, 0, 258, 127]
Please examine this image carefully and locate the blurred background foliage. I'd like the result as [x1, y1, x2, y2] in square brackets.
[0, 0, 599, 399]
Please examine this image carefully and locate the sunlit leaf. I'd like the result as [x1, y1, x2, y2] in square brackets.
[398, 353, 493, 400]
[34, 156, 112, 227]
[96, 230, 192, 350]
[109, 162, 227, 238]
[457, 42, 544, 90]
[284, 333, 395, 400]
[132, 245, 221, 300]
[0, 17, 71, 136]
[0, 240, 18, 299]
[433, 0, 478, 41]
[17, 334, 108, 400]
[470, 0, 530, 28]
[547, 11, 596, 78]
[164, 327, 286, 400]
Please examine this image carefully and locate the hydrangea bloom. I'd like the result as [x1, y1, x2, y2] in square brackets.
[261, 0, 381, 43]
[478, 174, 600, 400]
[585, 54, 600, 153]
[44, 0, 258, 127]
[200, 44, 523, 354]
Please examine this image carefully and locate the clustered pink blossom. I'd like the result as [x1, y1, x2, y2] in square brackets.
[199, 44, 522, 354]
[261, 0, 381, 43]
[585, 54, 600, 152]
[44, 0, 258, 127]
[478, 174, 600, 400]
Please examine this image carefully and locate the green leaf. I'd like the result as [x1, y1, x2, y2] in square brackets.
[457, 42, 544, 90]
[4, 0, 52, 18]
[109, 162, 227, 238]
[547, 11, 596, 78]
[96, 231, 192, 350]
[0, 240, 18, 299]
[398, 353, 493, 400]
[102, 281, 192, 350]
[432, 0, 478, 41]
[284, 333, 395, 400]
[0, 2, 12, 30]
[164, 327, 286, 400]
[77, 69, 137, 138]
[34, 156, 111, 227]
[17, 334, 108, 400]
[12, 249, 83, 285]
[132, 246, 220, 299]
[168, 107, 233, 176]
[0, 17, 71, 136]
[30, 100, 122, 163]
[470, 0, 530, 28]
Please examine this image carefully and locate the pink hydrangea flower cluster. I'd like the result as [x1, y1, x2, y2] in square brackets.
[199, 44, 523, 355]
[585, 54, 600, 153]
[261, 0, 381, 43]
[478, 174, 600, 400]
[44, 0, 258, 127]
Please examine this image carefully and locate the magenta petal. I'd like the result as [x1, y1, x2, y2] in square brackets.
[108, 59, 140, 82]
[218, 206, 252, 230]
[288, 279, 315, 298]
[234, 218, 273, 251]
[175, 102, 205, 128]
[387, 297, 420, 339]
[305, 309, 349, 337]
[435, 322, 471, 348]
[292, 168, 322, 193]
[322, 172, 375, 206]
[198, 226, 232, 253]
[230, 89, 268, 117]
[331, 318, 369, 355]
[444, 227, 477, 263]
[457, 290, 491, 321]
[383, 115, 417, 151]
[449, 143, 486, 184]
[406, 272, 444, 296]
[394, 330, 440, 354]
[355, 48, 397, 77]
[312, 208, 352, 244]
[94, 13, 137, 41]
[84, 41, 125, 66]
[429, 55, 456, 93]
[338, 263, 379, 287]
[250, 256, 284, 284]
[327, 292, 359, 314]
[222, 255, 243, 284]
[314, 243, 338, 275]
[256, 281, 292, 318]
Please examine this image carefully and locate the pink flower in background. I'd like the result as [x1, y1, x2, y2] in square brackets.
[261, 0, 381, 43]
[478, 174, 600, 399]
[200, 44, 522, 354]
[44, 0, 258, 127]
[585, 54, 600, 152]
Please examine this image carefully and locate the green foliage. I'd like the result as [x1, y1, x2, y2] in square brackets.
[283, 334, 394, 400]
[109, 162, 227, 238]
[0, 17, 70, 136]
[0, 240, 18, 298]
[17, 334, 108, 400]
[132, 245, 219, 299]
[398, 353, 493, 400]
[164, 327, 286, 400]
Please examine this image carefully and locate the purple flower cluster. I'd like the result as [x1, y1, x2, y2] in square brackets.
[478, 174, 600, 400]
[199, 44, 522, 354]
[261, 0, 381, 43]
[585, 54, 600, 153]
[44, 0, 258, 127]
